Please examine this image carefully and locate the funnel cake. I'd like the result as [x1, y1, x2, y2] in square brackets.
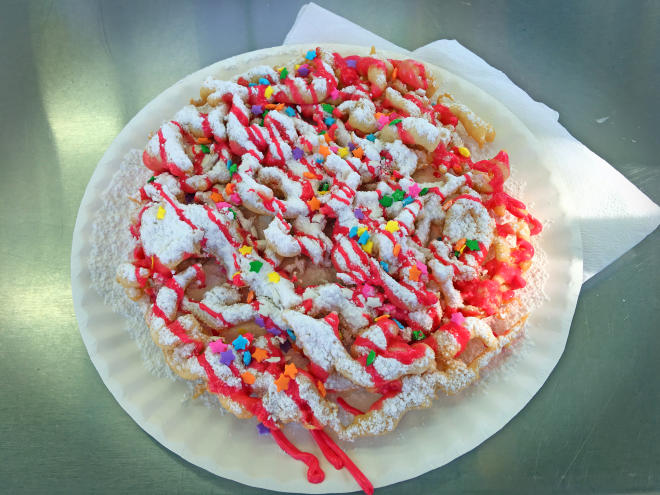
[116, 47, 542, 494]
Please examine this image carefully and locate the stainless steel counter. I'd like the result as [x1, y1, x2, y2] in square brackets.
[1, 1, 658, 493]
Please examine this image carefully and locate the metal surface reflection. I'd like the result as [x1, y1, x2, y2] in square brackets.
[0, 0, 658, 494]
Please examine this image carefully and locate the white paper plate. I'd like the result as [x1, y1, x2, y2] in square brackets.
[71, 44, 582, 493]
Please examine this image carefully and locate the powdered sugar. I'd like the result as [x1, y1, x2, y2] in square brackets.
[93, 49, 548, 454]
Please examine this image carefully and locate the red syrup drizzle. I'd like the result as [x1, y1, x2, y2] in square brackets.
[129, 48, 546, 495]
[311, 430, 374, 495]
[270, 429, 325, 484]
[336, 397, 365, 417]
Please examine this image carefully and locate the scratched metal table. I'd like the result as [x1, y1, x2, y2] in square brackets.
[1, 1, 658, 493]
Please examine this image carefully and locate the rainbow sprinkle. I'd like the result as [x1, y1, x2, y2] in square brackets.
[385, 220, 399, 233]
[264, 85, 273, 99]
[232, 335, 249, 350]
[379, 195, 393, 207]
[466, 239, 480, 251]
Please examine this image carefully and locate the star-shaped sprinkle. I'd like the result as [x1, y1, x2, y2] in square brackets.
[409, 265, 422, 282]
[292, 147, 303, 159]
[379, 195, 393, 207]
[241, 371, 255, 384]
[318, 145, 330, 157]
[297, 65, 310, 77]
[416, 261, 428, 275]
[264, 85, 273, 99]
[156, 206, 166, 220]
[366, 134, 376, 142]
[346, 59, 357, 68]
[280, 67, 288, 80]
[267, 272, 281, 283]
[325, 116, 336, 126]
[366, 350, 376, 366]
[385, 220, 399, 233]
[362, 240, 374, 254]
[322, 103, 334, 113]
[257, 423, 270, 435]
[210, 191, 222, 203]
[220, 349, 235, 366]
[392, 189, 405, 201]
[232, 335, 249, 351]
[285, 106, 296, 117]
[376, 115, 390, 129]
[352, 147, 364, 159]
[252, 348, 268, 362]
[275, 374, 290, 392]
[251, 105, 263, 115]
[361, 285, 375, 297]
[412, 330, 425, 341]
[284, 363, 298, 379]
[466, 239, 480, 251]
[280, 340, 291, 354]
[208, 340, 227, 354]
[249, 260, 263, 273]
[354, 208, 365, 219]
[338, 147, 348, 158]
[239, 245, 252, 255]
[243, 351, 252, 366]
[451, 312, 466, 325]
[306, 197, 320, 211]
[305, 50, 317, 60]
[408, 183, 421, 197]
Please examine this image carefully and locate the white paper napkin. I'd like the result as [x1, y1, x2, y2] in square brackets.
[284, 2, 660, 281]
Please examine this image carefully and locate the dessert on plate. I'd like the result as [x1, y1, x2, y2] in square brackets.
[114, 47, 542, 494]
